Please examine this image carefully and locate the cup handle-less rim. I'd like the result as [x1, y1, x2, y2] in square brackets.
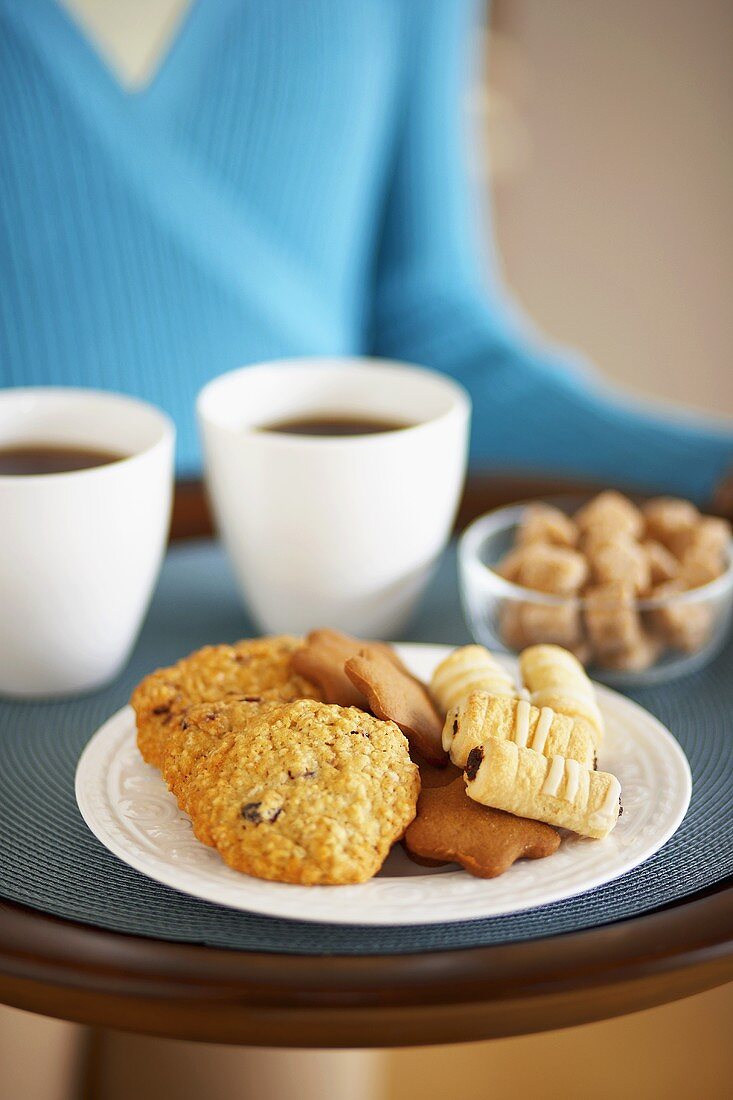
[196, 357, 472, 448]
[0, 387, 175, 485]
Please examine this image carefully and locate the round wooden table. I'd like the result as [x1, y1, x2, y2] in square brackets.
[1, 478, 731, 1047]
[0, 884, 731, 1047]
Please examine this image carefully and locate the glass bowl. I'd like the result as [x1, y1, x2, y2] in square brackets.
[458, 502, 733, 687]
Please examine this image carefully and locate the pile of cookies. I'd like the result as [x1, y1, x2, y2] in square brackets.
[407, 642, 621, 875]
[497, 491, 731, 671]
[132, 632, 621, 885]
[132, 635, 420, 885]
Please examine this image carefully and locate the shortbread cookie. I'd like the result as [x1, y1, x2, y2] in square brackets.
[180, 699, 419, 884]
[516, 504, 578, 549]
[575, 490, 643, 540]
[464, 740, 621, 840]
[515, 543, 589, 596]
[291, 629, 402, 709]
[519, 644, 604, 746]
[404, 776, 560, 878]
[132, 636, 319, 769]
[430, 645, 516, 716]
[345, 647, 446, 766]
[444, 692, 596, 770]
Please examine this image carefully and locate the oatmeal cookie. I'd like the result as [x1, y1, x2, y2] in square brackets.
[162, 699, 279, 812]
[181, 699, 420, 884]
[132, 636, 319, 769]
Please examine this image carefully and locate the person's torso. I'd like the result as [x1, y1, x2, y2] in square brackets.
[0, 0, 406, 471]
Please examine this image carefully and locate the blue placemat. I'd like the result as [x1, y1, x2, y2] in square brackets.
[1, 541, 731, 955]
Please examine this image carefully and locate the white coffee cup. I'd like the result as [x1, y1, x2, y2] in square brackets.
[198, 358, 470, 636]
[0, 388, 174, 697]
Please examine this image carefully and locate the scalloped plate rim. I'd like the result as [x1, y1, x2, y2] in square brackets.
[75, 643, 692, 926]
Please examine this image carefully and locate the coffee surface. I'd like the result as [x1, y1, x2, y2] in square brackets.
[0, 445, 125, 476]
[259, 414, 410, 437]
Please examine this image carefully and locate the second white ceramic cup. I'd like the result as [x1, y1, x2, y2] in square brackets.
[198, 358, 471, 636]
[0, 388, 174, 697]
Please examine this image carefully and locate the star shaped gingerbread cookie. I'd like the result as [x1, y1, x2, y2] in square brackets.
[404, 776, 560, 878]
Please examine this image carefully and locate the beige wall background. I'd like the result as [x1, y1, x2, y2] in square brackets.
[1, 3, 731, 1099]
[487, 0, 733, 420]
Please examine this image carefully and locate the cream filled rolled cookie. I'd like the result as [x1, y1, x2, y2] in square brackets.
[444, 691, 596, 770]
[464, 740, 621, 840]
[431, 645, 516, 716]
[519, 644, 604, 748]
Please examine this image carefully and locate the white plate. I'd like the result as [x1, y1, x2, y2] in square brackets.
[75, 644, 691, 926]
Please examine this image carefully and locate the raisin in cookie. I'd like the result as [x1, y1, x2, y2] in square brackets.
[162, 699, 282, 813]
[180, 699, 420, 885]
[132, 636, 319, 769]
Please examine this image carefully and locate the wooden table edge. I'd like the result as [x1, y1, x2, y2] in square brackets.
[3, 474, 732, 1045]
[172, 473, 733, 542]
[1, 882, 731, 1046]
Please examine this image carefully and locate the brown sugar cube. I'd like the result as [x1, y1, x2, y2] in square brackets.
[694, 516, 731, 556]
[680, 545, 725, 589]
[516, 544, 589, 596]
[593, 631, 662, 673]
[575, 491, 644, 539]
[499, 602, 528, 650]
[646, 581, 713, 653]
[584, 582, 643, 656]
[642, 497, 699, 550]
[495, 548, 525, 582]
[518, 601, 583, 649]
[517, 504, 578, 549]
[569, 639, 593, 667]
[669, 515, 732, 560]
[579, 524, 632, 556]
[501, 600, 590, 662]
[642, 540, 680, 586]
[587, 538, 651, 595]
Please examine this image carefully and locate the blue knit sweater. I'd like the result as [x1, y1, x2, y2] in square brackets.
[1, 0, 731, 497]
